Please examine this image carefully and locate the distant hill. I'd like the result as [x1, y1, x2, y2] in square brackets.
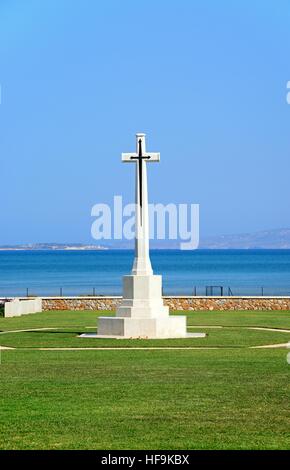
[199, 228, 290, 249]
[105, 228, 290, 249]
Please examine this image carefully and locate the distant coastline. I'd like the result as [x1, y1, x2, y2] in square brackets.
[0, 243, 108, 251]
[1, 229, 290, 250]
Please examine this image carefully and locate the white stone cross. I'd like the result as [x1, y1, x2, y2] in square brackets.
[122, 133, 160, 276]
[92, 132, 201, 338]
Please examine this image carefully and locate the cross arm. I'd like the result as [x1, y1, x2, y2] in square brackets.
[145, 152, 160, 162]
[122, 153, 136, 162]
[121, 152, 160, 162]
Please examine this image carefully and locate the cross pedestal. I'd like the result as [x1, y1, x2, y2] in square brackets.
[97, 274, 187, 338]
[92, 133, 203, 339]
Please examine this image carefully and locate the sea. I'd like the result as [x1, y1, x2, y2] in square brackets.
[0, 249, 290, 297]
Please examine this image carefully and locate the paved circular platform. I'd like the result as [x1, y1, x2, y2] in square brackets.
[79, 332, 207, 339]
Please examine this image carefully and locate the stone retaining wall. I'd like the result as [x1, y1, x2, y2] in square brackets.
[42, 297, 120, 311]
[41, 296, 290, 311]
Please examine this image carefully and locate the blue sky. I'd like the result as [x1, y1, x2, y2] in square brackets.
[0, 0, 289, 244]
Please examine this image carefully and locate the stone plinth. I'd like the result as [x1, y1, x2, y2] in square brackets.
[97, 274, 188, 338]
[97, 316, 187, 339]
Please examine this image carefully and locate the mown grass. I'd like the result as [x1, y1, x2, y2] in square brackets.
[1, 310, 290, 349]
[1, 309, 290, 331]
[0, 310, 290, 450]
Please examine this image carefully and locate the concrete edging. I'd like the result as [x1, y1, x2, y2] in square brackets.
[4, 298, 42, 317]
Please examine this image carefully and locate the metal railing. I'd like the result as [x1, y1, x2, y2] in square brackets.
[1, 285, 290, 298]
[193, 286, 290, 297]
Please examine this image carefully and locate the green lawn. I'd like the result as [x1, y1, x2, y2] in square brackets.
[0, 310, 290, 449]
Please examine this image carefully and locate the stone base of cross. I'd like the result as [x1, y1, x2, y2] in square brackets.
[85, 133, 205, 339]
[97, 274, 188, 338]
